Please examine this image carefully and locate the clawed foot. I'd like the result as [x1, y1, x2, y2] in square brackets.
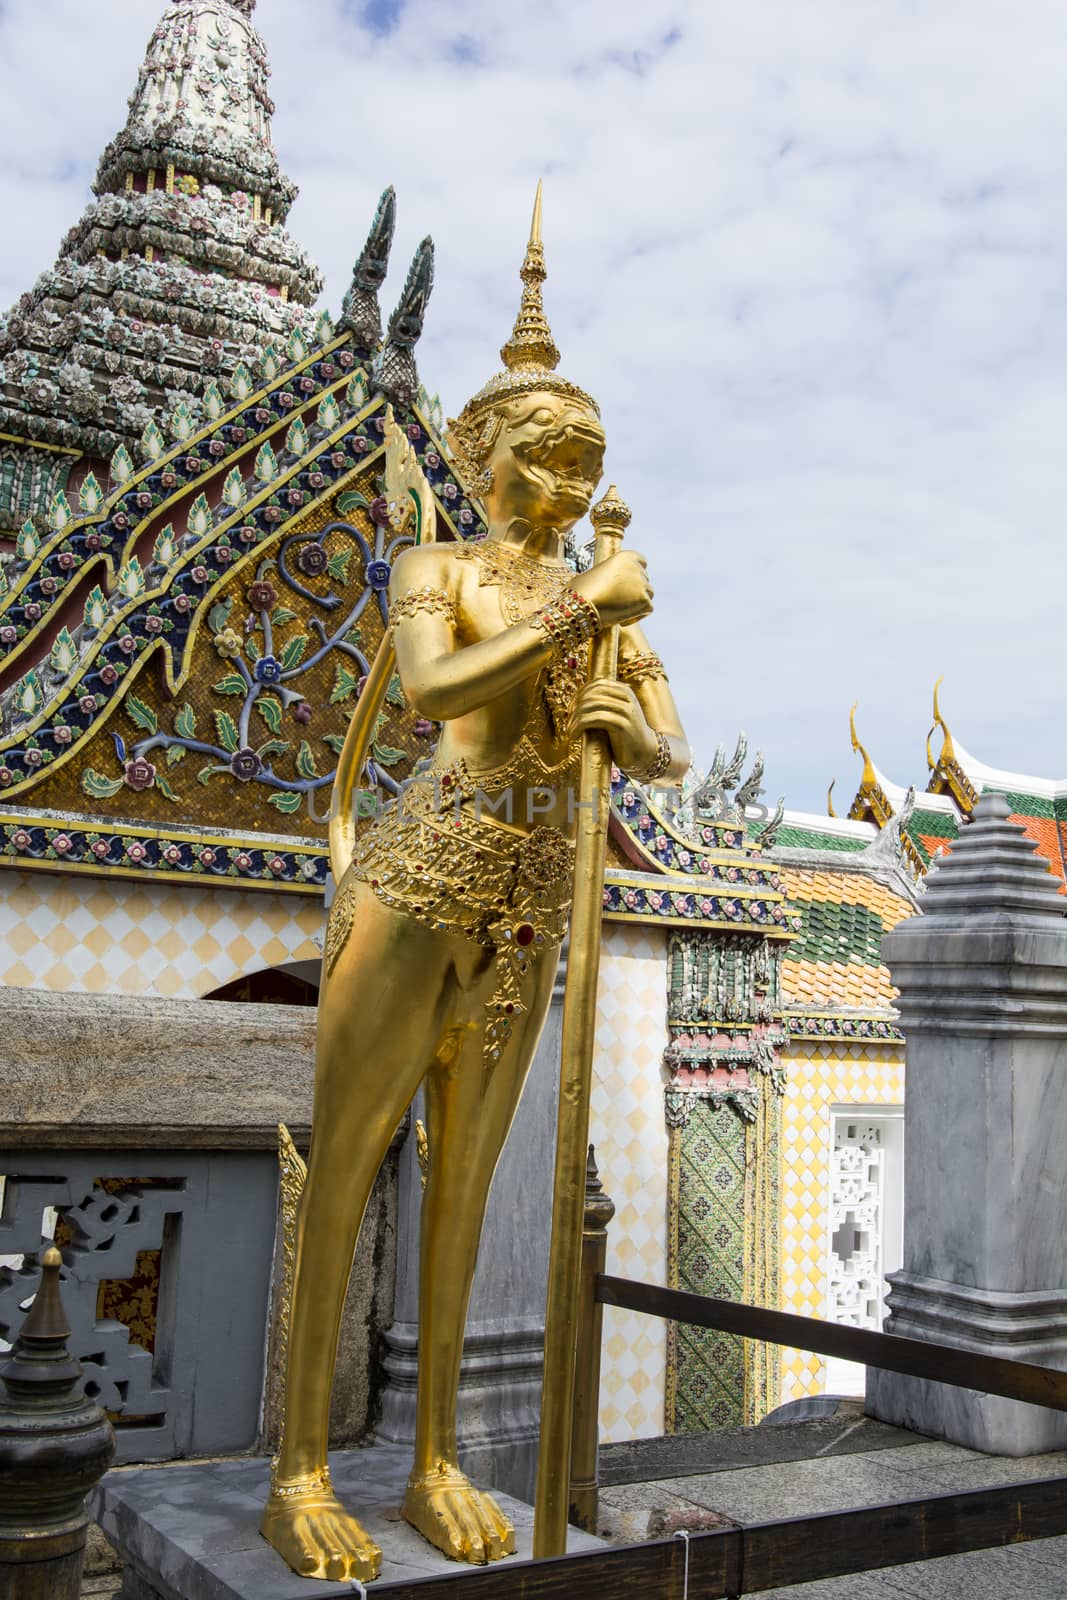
[261, 1477, 382, 1584]
[404, 1461, 516, 1565]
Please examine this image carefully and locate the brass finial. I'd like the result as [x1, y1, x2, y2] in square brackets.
[0, 1246, 81, 1394]
[590, 485, 631, 532]
[500, 181, 561, 374]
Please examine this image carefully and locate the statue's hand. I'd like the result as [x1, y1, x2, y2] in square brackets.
[570, 550, 653, 629]
[569, 679, 659, 771]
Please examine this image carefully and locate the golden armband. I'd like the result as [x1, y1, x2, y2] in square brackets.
[389, 587, 458, 630]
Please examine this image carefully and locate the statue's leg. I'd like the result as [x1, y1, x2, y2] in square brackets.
[403, 945, 560, 1563]
[262, 884, 455, 1583]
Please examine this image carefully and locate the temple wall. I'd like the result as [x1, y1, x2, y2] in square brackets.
[0, 869, 323, 998]
[778, 1039, 905, 1401]
[589, 922, 671, 1443]
[0, 864, 906, 1443]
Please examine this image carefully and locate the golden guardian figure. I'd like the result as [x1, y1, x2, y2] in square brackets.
[261, 187, 690, 1583]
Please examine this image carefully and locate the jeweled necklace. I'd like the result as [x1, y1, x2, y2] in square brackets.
[456, 538, 572, 627]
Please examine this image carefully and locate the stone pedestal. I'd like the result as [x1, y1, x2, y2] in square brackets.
[377, 947, 566, 1502]
[867, 794, 1067, 1454]
[91, 1446, 602, 1599]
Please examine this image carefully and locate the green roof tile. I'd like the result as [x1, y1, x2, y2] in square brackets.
[788, 897, 887, 967]
[772, 825, 867, 853]
[982, 786, 1055, 819]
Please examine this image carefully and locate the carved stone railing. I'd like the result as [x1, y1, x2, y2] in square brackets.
[0, 986, 397, 1464]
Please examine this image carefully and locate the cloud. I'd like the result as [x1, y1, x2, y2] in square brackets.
[1, 0, 1065, 806]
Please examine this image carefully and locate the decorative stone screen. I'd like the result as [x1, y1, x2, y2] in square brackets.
[0, 1150, 278, 1461]
[824, 1110, 904, 1394]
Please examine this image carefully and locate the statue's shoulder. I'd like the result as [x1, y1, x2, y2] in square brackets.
[389, 542, 456, 593]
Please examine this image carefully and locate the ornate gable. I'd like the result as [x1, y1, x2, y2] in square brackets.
[0, 247, 485, 894]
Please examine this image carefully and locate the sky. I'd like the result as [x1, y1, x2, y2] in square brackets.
[0, 0, 1064, 812]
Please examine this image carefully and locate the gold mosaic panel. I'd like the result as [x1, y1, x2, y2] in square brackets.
[588, 922, 670, 1443]
[778, 1040, 904, 1401]
[22, 469, 423, 840]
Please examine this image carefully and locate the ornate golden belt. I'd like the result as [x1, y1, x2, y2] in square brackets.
[330, 783, 574, 1081]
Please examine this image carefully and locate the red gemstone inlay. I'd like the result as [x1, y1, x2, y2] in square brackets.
[515, 923, 535, 947]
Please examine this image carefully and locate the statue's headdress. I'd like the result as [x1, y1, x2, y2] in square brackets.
[447, 183, 600, 485]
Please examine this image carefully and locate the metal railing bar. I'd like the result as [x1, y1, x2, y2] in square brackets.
[597, 1275, 1067, 1414]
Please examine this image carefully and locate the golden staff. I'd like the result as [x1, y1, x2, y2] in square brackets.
[534, 484, 631, 1557]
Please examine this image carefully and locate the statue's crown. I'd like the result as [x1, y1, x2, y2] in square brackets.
[447, 184, 599, 479]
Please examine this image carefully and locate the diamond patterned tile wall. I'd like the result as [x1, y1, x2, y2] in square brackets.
[589, 923, 670, 1443]
[0, 870, 324, 998]
[779, 1040, 904, 1401]
[4, 871, 676, 1439]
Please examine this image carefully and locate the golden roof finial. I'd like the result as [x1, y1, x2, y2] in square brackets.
[927, 675, 955, 772]
[500, 180, 561, 375]
[849, 702, 878, 794]
[827, 779, 837, 818]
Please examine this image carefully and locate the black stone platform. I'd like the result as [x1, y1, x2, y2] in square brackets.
[91, 1444, 603, 1598]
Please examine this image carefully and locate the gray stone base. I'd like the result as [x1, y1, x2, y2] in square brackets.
[867, 1271, 1067, 1456]
[377, 1317, 544, 1504]
[91, 1446, 602, 1598]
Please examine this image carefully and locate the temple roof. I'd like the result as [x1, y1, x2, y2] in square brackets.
[836, 684, 1067, 888]
[0, 0, 323, 525]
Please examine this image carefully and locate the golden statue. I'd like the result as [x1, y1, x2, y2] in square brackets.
[261, 187, 690, 1583]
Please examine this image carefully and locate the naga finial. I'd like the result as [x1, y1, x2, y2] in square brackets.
[372, 236, 435, 411]
[339, 187, 398, 354]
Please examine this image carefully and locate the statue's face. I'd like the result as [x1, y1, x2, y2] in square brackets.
[486, 391, 606, 533]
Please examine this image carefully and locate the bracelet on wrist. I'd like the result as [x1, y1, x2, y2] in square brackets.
[631, 730, 672, 785]
[528, 587, 600, 663]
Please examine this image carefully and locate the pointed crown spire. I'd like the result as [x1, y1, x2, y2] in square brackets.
[447, 183, 599, 484]
[499, 182, 561, 374]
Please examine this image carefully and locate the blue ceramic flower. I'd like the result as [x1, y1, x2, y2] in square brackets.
[254, 655, 283, 686]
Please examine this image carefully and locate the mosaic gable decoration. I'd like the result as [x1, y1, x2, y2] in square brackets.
[0, 187, 492, 893]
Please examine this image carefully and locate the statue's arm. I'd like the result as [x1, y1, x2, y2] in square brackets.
[617, 622, 690, 784]
[390, 547, 555, 722]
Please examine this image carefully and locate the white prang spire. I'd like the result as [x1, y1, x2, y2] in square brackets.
[97, 0, 289, 221]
